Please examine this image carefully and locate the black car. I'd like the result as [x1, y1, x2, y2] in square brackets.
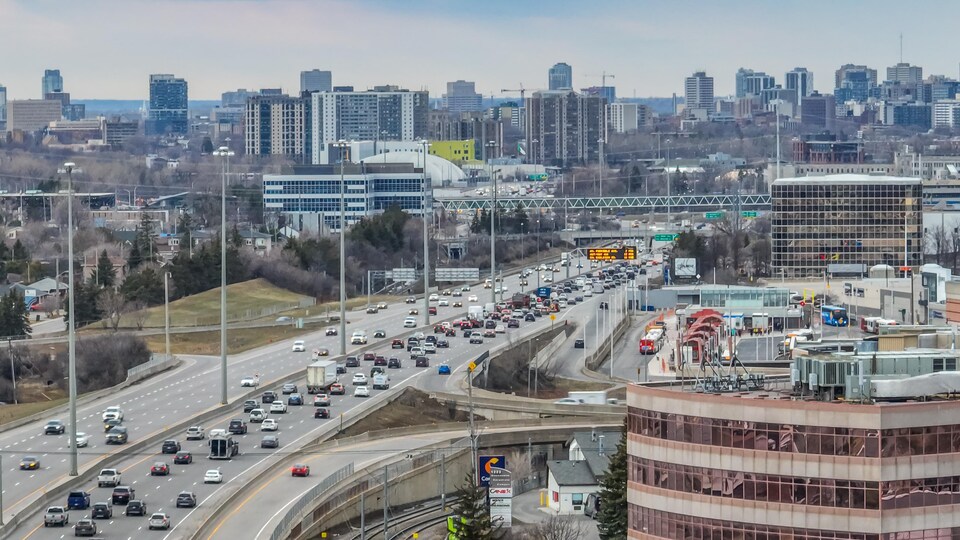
[484, 319, 496, 329]
[462, 329, 473, 338]
[91, 502, 112, 519]
[261, 435, 280, 449]
[336, 362, 347, 374]
[507, 319, 520, 328]
[370, 366, 385, 377]
[415, 356, 430, 367]
[243, 399, 259, 413]
[525, 313, 536, 322]
[112, 487, 135, 506]
[103, 418, 123, 432]
[74, 519, 97, 537]
[345, 356, 360, 368]
[387, 357, 402, 369]
[261, 391, 277, 403]
[436, 340, 449, 348]
[124, 499, 146, 515]
[314, 408, 330, 419]
[44, 420, 65, 435]
[173, 452, 193, 465]
[425, 335, 437, 344]
[228, 420, 247, 435]
[105, 426, 128, 444]
[574, 339, 585, 349]
[161, 439, 180, 454]
[176, 492, 197, 508]
[373, 330, 386, 338]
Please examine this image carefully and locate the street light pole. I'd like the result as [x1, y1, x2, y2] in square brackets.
[666, 139, 672, 224]
[164, 271, 171, 362]
[213, 146, 233, 405]
[421, 140, 432, 326]
[64, 162, 78, 476]
[334, 140, 349, 356]
[487, 141, 498, 304]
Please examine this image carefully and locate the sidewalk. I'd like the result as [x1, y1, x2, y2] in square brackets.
[510, 489, 600, 539]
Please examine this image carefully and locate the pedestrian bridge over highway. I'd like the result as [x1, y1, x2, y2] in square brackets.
[436, 193, 772, 212]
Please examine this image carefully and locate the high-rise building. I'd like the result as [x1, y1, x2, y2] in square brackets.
[6, 99, 62, 132]
[684, 71, 715, 115]
[221, 89, 258, 108]
[44, 92, 85, 121]
[244, 93, 311, 160]
[442, 80, 482, 114]
[309, 88, 429, 164]
[0, 84, 6, 128]
[526, 90, 604, 166]
[147, 74, 188, 136]
[785, 67, 814, 98]
[300, 70, 332, 94]
[581, 86, 617, 103]
[837, 70, 873, 102]
[887, 62, 923, 85]
[548, 62, 573, 90]
[835, 64, 878, 89]
[800, 91, 835, 130]
[743, 72, 775, 97]
[607, 102, 638, 133]
[42, 69, 63, 96]
[735, 68, 754, 98]
[933, 100, 960, 128]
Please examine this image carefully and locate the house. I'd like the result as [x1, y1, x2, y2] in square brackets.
[239, 230, 272, 255]
[81, 254, 128, 284]
[546, 429, 622, 514]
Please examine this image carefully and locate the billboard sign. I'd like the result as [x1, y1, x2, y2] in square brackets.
[488, 467, 513, 528]
[477, 455, 505, 487]
[673, 258, 697, 277]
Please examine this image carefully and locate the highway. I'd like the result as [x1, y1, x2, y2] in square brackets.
[7, 259, 613, 538]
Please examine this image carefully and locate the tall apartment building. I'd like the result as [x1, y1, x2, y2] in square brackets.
[6, 99, 62, 132]
[526, 90, 604, 166]
[607, 102, 638, 133]
[933, 100, 960, 128]
[300, 70, 332, 94]
[548, 62, 573, 90]
[684, 71, 715, 115]
[42, 69, 63, 96]
[309, 88, 429, 164]
[0, 84, 6, 128]
[886, 62, 923, 85]
[442, 80, 482, 114]
[244, 93, 310, 161]
[147, 74, 188, 136]
[785, 67, 814, 98]
[800, 91, 835, 130]
[836, 64, 878, 89]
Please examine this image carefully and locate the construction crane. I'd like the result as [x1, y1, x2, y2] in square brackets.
[500, 84, 527, 108]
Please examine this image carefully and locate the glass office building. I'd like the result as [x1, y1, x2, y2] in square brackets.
[147, 74, 188, 135]
[772, 175, 922, 278]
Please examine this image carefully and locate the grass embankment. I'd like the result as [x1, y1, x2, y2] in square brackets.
[142, 321, 328, 355]
[334, 388, 484, 438]
[0, 383, 68, 425]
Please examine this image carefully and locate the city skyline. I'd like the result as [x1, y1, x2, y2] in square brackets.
[3, 0, 960, 101]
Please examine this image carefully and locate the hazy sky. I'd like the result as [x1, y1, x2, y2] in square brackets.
[3, 0, 960, 101]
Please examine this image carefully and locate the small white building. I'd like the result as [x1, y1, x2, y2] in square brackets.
[546, 430, 621, 514]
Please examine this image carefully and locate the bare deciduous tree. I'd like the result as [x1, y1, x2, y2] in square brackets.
[527, 515, 584, 540]
[129, 301, 149, 331]
[96, 289, 127, 331]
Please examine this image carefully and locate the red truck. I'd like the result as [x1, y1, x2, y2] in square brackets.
[511, 293, 530, 309]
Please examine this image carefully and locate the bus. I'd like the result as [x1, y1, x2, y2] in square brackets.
[820, 305, 848, 327]
[639, 328, 665, 355]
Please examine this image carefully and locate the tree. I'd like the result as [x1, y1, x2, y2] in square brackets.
[177, 213, 195, 256]
[11, 239, 29, 262]
[63, 282, 103, 328]
[596, 419, 627, 540]
[96, 289, 127, 331]
[94, 249, 116, 288]
[529, 515, 584, 540]
[0, 290, 31, 338]
[128, 213, 155, 269]
[120, 267, 165, 306]
[451, 472, 503, 540]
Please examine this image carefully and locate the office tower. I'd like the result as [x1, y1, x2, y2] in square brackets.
[525, 90, 604, 166]
[221, 89, 258, 107]
[835, 64, 878, 89]
[685, 71, 715, 115]
[735, 68, 754, 98]
[837, 71, 872, 102]
[44, 92, 85, 121]
[147, 74, 188, 136]
[42, 69, 63, 96]
[785, 67, 814, 98]
[299, 70, 332, 94]
[442, 80, 482, 114]
[743, 72, 775, 97]
[244, 93, 311, 160]
[7, 100, 62, 132]
[548, 63, 573, 90]
[886, 62, 923, 85]
[309, 88, 429, 164]
[581, 86, 617, 103]
[800, 92, 835, 130]
[0, 84, 6, 127]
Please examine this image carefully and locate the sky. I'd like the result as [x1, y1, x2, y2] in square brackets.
[3, 0, 960, 101]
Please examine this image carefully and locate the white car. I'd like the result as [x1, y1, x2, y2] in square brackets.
[500, 285, 509, 292]
[185, 426, 205, 440]
[203, 469, 223, 484]
[102, 406, 123, 422]
[423, 342, 437, 354]
[468, 295, 478, 302]
[260, 419, 279, 431]
[148, 512, 171, 530]
[269, 402, 287, 414]
[438, 298, 449, 306]
[69, 432, 89, 448]
[240, 376, 258, 387]
[553, 398, 581, 405]
[249, 409, 266, 423]
[403, 317, 417, 328]
[350, 331, 368, 345]
[292, 340, 306, 352]
[354, 386, 370, 398]
[428, 293, 440, 301]
[495, 324, 506, 333]
[352, 373, 368, 385]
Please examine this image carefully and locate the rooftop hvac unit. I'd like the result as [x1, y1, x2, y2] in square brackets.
[808, 372, 819, 391]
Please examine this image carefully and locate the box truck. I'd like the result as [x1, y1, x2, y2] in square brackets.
[306, 360, 338, 394]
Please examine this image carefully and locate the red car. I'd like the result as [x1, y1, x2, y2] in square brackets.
[363, 352, 376, 362]
[434, 325, 446, 334]
[291, 464, 310, 477]
[428, 307, 437, 315]
[329, 383, 345, 395]
[391, 339, 404, 349]
[374, 356, 387, 366]
[150, 462, 170, 476]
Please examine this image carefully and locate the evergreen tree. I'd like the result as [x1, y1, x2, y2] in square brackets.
[596, 418, 628, 540]
[0, 290, 31, 338]
[63, 282, 103, 328]
[94, 249, 116, 288]
[120, 267, 164, 306]
[11, 239, 28, 262]
[126, 241, 142, 270]
[177, 213, 194, 255]
[451, 472, 502, 540]
[129, 213, 154, 269]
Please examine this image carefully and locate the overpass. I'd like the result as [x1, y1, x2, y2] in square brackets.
[437, 193, 772, 212]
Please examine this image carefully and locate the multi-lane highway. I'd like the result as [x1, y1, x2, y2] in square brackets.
[6, 259, 623, 538]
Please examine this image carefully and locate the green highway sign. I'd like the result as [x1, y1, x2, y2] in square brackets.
[654, 234, 677, 242]
[704, 211, 724, 220]
[741, 211, 759, 218]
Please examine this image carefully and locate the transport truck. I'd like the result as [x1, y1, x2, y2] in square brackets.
[306, 360, 338, 394]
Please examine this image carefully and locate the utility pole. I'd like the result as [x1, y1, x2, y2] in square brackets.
[487, 141, 498, 304]
[64, 162, 78, 476]
[382, 465, 389, 537]
[467, 364, 479, 483]
[213, 146, 233, 406]
[422, 140, 431, 326]
[360, 492, 365, 540]
[333, 140, 349, 356]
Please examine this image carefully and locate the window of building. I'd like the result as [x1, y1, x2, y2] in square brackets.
[572, 493, 583, 505]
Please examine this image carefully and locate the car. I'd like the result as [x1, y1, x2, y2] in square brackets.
[161, 439, 181, 453]
[409, 347, 425, 358]
[124, 500, 146, 516]
[484, 329, 497, 338]
[150, 462, 170, 476]
[352, 373, 368, 385]
[425, 334, 438, 344]
[262, 391, 277, 403]
[313, 394, 331, 406]
[112, 486, 135, 505]
[574, 339, 585, 348]
[20, 456, 39, 470]
[438, 363, 451, 375]
[105, 426, 128, 444]
[507, 319, 520, 328]
[185, 426, 205, 440]
[463, 329, 474, 338]
[176, 491, 197, 508]
[445, 328, 457, 337]
[314, 348, 330, 356]
[461, 285, 471, 292]
[452, 290, 462, 297]
[363, 352, 376, 362]
[292, 340, 306, 352]
[351, 331, 368, 345]
[261, 418, 279, 431]
[269, 401, 288, 414]
[470, 334, 484, 344]
[354, 386, 370, 398]
[437, 339, 450, 348]
[73, 518, 97, 536]
[325, 326, 338, 336]
[387, 357, 402, 369]
[434, 324, 446, 334]
[261, 435, 280, 448]
[90, 502, 112, 519]
[243, 399, 259, 413]
[408, 308, 419, 315]
[525, 313, 536, 322]
[404, 317, 417, 328]
[405, 296, 417, 304]
[428, 307, 437, 315]
[438, 298, 449, 306]
[44, 419, 66, 435]
[366, 306, 379, 314]
[314, 408, 330, 419]
[423, 342, 437, 354]
[453, 301, 463, 307]
[102, 406, 124, 422]
[204, 469, 224, 484]
[485, 319, 497, 329]
[468, 295, 478, 302]
[374, 355, 387, 366]
[406, 337, 420, 350]
[330, 383, 345, 395]
[228, 419, 247, 435]
[240, 375, 258, 387]
[291, 464, 311, 477]
[391, 338, 404, 349]
[415, 356, 430, 367]
[377, 302, 389, 310]
[148, 512, 171, 530]
[275, 316, 292, 323]
[373, 329, 386, 338]
[496, 324, 506, 333]
[174, 452, 193, 465]
[281, 383, 298, 394]
[428, 293, 440, 301]
[553, 397, 582, 405]
[67, 490, 91, 510]
[44, 506, 69, 527]
[369, 366, 386, 377]
[336, 361, 346, 373]
[345, 356, 360, 367]
[249, 408, 266, 423]
[68, 432, 89, 448]
[287, 393, 304, 406]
